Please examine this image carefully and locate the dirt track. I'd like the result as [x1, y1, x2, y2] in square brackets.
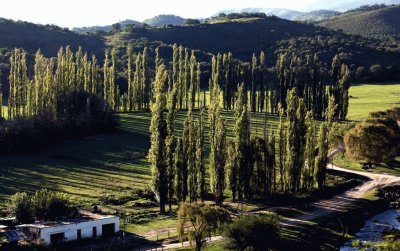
[134, 164, 400, 250]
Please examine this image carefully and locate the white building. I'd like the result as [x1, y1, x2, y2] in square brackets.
[16, 212, 119, 245]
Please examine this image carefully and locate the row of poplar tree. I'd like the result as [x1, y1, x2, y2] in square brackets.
[2, 45, 345, 214]
[148, 62, 337, 213]
[2, 44, 350, 123]
[148, 56, 337, 213]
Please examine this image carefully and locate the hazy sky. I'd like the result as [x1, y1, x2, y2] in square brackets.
[0, 0, 328, 28]
[0, 0, 389, 28]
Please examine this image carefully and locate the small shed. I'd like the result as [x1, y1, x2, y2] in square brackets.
[16, 212, 119, 244]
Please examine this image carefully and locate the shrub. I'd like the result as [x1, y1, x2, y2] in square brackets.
[224, 214, 281, 251]
[6, 192, 34, 224]
[344, 117, 400, 167]
[5, 189, 77, 223]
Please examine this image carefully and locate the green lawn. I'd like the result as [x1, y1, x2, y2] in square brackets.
[347, 83, 400, 121]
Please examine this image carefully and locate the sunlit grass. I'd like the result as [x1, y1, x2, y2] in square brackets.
[348, 83, 400, 121]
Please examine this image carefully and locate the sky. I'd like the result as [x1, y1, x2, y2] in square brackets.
[0, 0, 325, 28]
[0, 0, 390, 28]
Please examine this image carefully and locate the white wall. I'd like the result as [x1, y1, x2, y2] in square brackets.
[24, 217, 119, 244]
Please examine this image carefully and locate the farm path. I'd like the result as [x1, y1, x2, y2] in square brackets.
[132, 164, 400, 250]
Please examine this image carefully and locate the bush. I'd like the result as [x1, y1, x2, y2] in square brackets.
[5, 189, 77, 223]
[224, 214, 281, 251]
[31, 189, 78, 221]
[6, 192, 34, 224]
[344, 117, 400, 166]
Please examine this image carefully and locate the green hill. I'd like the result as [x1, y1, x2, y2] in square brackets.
[317, 5, 400, 40]
[111, 16, 321, 63]
[143, 15, 186, 27]
[295, 10, 341, 22]
[72, 19, 143, 33]
[0, 18, 104, 56]
[107, 16, 400, 69]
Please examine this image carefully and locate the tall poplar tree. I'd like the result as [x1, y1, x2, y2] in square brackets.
[251, 53, 257, 113]
[148, 64, 168, 214]
[166, 81, 178, 210]
[315, 123, 329, 189]
[234, 83, 251, 199]
[196, 108, 206, 201]
[209, 83, 226, 206]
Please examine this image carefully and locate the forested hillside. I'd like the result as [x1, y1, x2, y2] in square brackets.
[0, 18, 104, 56]
[318, 5, 400, 40]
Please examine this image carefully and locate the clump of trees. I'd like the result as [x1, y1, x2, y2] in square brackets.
[177, 203, 230, 251]
[6, 189, 77, 224]
[344, 116, 400, 167]
[0, 47, 116, 154]
[224, 214, 281, 251]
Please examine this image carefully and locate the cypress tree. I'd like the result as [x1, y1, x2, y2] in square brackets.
[148, 64, 168, 214]
[181, 118, 190, 202]
[184, 48, 190, 109]
[226, 140, 238, 201]
[196, 108, 206, 201]
[304, 111, 316, 189]
[134, 53, 142, 111]
[277, 104, 286, 191]
[196, 63, 201, 108]
[178, 46, 185, 110]
[209, 83, 226, 206]
[174, 138, 185, 202]
[103, 50, 110, 108]
[251, 53, 257, 113]
[284, 89, 306, 193]
[142, 47, 151, 110]
[315, 123, 329, 189]
[234, 83, 251, 199]
[259, 51, 266, 113]
[127, 45, 134, 111]
[166, 78, 178, 210]
[189, 51, 196, 110]
[338, 64, 351, 120]
[111, 48, 118, 110]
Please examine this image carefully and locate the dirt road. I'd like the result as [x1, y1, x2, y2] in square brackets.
[134, 164, 400, 250]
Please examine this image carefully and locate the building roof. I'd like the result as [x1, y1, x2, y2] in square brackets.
[16, 212, 118, 229]
[4, 230, 27, 242]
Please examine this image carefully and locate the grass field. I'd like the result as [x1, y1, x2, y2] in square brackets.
[347, 83, 400, 120]
[0, 82, 399, 242]
[336, 82, 400, 176]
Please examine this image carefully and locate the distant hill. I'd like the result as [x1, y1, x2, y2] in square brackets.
[143, 15, 186, 27]
[217, 8, 304, 20]
[317, 5, 400, 39]
[107, 15, 400, 71]
[295, 10, 341, 22]
[0, 18, 104, 56]
[72, 19, 142, 33]
[313, 0, 400, 12]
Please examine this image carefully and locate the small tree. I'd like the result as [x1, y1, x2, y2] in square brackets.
[6, 192, 33, 224]
[177, 203, 230, 251]
[224, 214, 281, 251]
[344, 117, 400, 167]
